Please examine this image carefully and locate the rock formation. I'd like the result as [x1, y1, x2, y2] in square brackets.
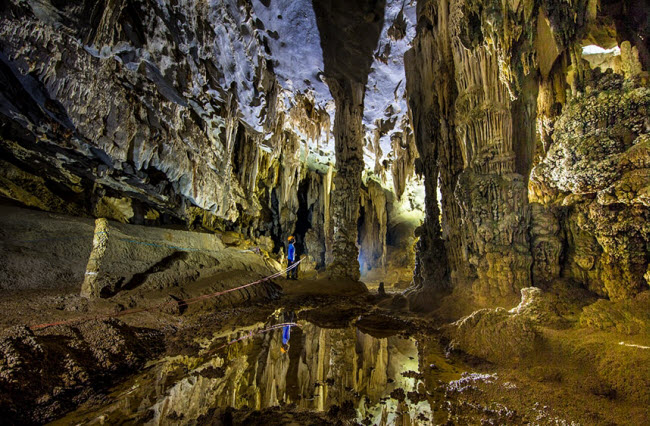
[1, 0, 650, 423]
[0, 0, 425, 284]
[405, 0, 649, 312]
[531, 69, 650, 301]
[312, 0, 386, 280]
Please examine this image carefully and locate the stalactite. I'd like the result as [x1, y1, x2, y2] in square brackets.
[324, 163, 334, 265]
[389, 121, 418, 201]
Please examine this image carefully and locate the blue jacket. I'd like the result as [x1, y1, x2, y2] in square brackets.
[287, 243, 295, 262]
[282, 325, 291, 345]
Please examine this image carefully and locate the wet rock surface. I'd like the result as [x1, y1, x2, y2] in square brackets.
[0, 320, 163, 424]
[0, 270, 648, 425]
[48, 312, 431, 425]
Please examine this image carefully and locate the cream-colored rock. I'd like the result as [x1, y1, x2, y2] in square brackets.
[93, 197, 134, 224]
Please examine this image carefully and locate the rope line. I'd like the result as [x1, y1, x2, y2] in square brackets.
[211, 322, 301, 352]
[29, 259, 302, 331]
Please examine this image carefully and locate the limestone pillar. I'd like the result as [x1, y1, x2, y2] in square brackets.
[448, 3, 534, 306]
[81, 218, 109, 298]
[327, 79, 366, 280]
[310, 0, 385, 280]
[404, 0, 462, 310]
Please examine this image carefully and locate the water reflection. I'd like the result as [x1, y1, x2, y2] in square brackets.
[54, 312, 435, 425]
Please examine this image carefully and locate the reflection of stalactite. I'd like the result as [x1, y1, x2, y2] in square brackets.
[117, 320, 433, 425]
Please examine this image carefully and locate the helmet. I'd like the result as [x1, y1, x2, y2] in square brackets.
[288, 236, 294, 242]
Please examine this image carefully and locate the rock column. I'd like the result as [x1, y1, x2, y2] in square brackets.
[311, 0, 386, 280]
[404, 0, 463, 309]
[406, 0, 544, 309]
[327, 79, 366, 280]
[81, 218, 110, 298]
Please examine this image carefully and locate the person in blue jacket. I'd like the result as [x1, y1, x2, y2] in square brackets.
[286, 236, 298, 280]
[280, 311, 295, 354]
[280, 324, 291, 354]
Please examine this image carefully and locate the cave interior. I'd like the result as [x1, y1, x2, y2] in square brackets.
[0, 0, 649, 424]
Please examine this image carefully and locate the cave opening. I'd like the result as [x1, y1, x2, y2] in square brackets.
[269, 187, 283, 254]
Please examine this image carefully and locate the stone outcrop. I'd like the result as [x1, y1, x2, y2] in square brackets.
[405, 0, 649, 312]
[0, 203, 94, 291]
[446, 305, 541, 363]
[0, 320, 162, 424]
[531, 70, 650, 300]
[1, 202, 284, 304]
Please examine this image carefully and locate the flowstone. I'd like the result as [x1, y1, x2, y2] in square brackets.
[531, 70, 650, 300]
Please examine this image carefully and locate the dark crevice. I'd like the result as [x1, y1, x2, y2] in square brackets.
[294, 178, 312, 258]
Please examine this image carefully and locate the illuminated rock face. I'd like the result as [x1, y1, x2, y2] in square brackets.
[0, 0, 424, 280]
[405, 0, 649, 310]
[1, 0, 648, 300]
[531, 71, 650, 301]
[405, 0, 537, 308]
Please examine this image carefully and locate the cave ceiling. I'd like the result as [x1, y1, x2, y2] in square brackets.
[253, 0, 417, 168]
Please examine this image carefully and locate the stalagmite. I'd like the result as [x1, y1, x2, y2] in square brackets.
[81, 218, 110, 298]
[327, 79, 367, 280]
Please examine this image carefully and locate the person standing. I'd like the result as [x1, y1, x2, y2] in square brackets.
[286, 236, 298, 280]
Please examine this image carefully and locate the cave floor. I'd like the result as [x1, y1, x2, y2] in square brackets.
[1, 277, 648, 425]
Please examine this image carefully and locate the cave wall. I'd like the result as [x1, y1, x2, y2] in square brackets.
[0, 0, 425, 281]
[406, 0, 649, 310]
[531, 69, 650, 301]
[0, 0, 342, 261]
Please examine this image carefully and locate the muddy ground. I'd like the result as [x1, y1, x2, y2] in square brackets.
[1, 273, 648, 425]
